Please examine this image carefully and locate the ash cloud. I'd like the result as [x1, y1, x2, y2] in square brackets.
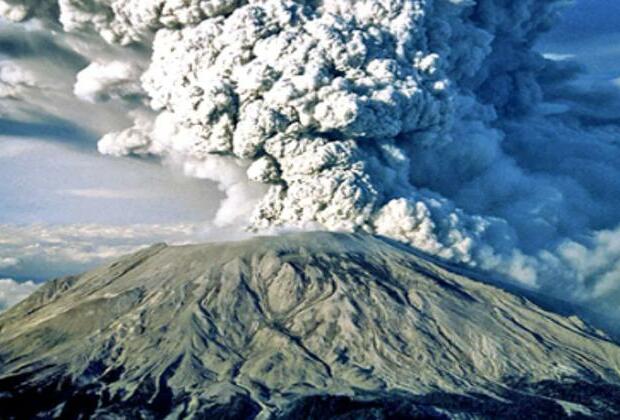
[74, 60, 144, 103]
[3, 1, 620, 329]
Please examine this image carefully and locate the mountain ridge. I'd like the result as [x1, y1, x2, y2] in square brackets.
[1, 232, 620, 419]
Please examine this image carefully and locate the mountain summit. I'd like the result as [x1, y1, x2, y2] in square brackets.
[1, 232, 620, 418]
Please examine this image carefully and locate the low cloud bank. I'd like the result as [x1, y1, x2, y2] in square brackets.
[0, 278, 38, 311]
[0, 223, 245, 280]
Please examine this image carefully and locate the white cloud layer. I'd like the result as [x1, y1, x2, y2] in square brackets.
[0, 256, 19, 269]
[0, 278, 39, 311]
[1, 1, 620, 331]
[0, 223, 245, 279]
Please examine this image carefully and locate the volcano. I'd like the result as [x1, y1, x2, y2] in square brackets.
[1, 232, 620, 418]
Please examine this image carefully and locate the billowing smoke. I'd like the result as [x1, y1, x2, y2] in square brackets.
[3, 1, 620, 331]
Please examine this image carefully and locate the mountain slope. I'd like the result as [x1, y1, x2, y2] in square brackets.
[1, 232, 620, 419]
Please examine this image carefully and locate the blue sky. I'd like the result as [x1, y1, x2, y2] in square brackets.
[0, 18, 223, 227]
[539, 0, 620, 80]
[0, 138, 220, 225]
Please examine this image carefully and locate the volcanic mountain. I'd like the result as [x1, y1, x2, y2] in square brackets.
[1, 232, 620, 419]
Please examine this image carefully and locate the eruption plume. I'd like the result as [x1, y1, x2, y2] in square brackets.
[3, 0, 620, 330]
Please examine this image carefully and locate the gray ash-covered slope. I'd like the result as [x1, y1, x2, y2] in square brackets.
[1, 232, 620, 419]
